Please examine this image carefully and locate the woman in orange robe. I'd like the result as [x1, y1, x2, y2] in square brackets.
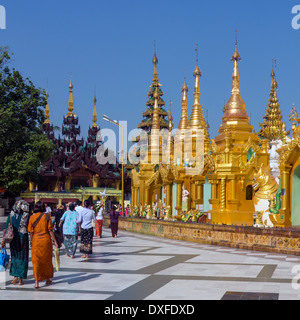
[28, 201, 58, 289]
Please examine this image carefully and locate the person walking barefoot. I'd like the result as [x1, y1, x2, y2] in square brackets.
[28, 201, 58, 289]
[77, 200, 96, 259]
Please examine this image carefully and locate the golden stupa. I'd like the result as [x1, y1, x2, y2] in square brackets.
[130, 39, 300, 228]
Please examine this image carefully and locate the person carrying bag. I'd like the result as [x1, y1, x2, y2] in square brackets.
[28, 201, 58, 289]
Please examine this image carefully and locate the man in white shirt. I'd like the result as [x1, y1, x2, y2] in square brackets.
[76, 200, 96, 259]
[75, 200, 84, 215]
[45, 203, 52, 215]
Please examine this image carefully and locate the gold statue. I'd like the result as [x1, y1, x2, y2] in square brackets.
[163, 205, 172, 220]
[132, 205, 139, 217]
[146, 204, 152, 219]
[252, 165, 281, 228]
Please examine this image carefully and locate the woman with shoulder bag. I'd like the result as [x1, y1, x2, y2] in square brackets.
[1, 200, 30, 286]
[28, 201, 58, 289]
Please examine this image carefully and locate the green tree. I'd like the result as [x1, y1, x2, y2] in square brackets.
[0, 47, 54, 195]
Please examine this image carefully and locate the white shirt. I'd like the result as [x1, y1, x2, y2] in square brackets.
[45, 207, 52, 214]
[76, 207, 96, 229]
[96, 207, 104, 220]
[75, 205, 84, 214]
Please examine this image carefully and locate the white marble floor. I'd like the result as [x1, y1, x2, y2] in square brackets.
[1, 216, 300, 300]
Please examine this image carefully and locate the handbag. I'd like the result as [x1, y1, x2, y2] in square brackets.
[3, 215, 14, 243]
[54, 248, 60, 272]
[0, 248, 10, 271]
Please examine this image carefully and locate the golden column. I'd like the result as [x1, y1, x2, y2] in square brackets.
[65, 176, 72, 191]
[190, 180, 196, 210]
[279, 164, 292, 227]
[175, 181, 182, 214]
[92, 174, 100, 201]
[166, 183, 172, 215]
[145, 186, 150, 205]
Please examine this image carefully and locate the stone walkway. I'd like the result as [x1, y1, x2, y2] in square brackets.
[1, 216, 300, 300]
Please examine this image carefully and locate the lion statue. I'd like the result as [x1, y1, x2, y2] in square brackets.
[145, 204, 152, 219]
[252, 165, 281, 228]
[163, 205, 172, 220]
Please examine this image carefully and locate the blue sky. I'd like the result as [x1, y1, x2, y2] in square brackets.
[1, 0, 300, 147]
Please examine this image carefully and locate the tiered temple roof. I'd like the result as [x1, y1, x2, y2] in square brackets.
[137, 51, 170, 132]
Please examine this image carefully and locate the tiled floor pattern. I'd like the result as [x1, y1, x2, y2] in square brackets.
[1, 217, 300, 300]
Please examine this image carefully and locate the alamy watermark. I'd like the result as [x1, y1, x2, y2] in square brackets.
[292, 5, 300, 29]
[0, 5, 5, 29]
[95, 124, 204, 176]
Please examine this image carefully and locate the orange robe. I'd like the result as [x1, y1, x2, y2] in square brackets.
[28, 212, 54, 281]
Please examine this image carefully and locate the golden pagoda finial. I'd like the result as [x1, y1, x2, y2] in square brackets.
[189, 44, 205, 129]
[222, 34, 249, 123]
[67, 77, 75, 117]
[44, 90, 51, 124]
[152, 41, 159, 82]
[178, 77, 189, 131]
[193, 42, 201, 77]
[92, 95, 98, 128]
[289, 103, 299, 123]
[271, 59, 278, 90]
[259, 62, 286, 140]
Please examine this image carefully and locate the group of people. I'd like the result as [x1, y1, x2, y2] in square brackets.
[1, 199, 122, 289]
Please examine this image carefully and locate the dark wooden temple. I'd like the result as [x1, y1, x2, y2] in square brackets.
[35, 82, 130, 202]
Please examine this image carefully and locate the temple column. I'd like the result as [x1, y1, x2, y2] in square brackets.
[220, 178, 226, 210]
[166, 183, 172, 215]
[231, 178, 236, 200]
[92, 174, 100, 201]
[145, 186, 150, 205]
[199, 183, 204, 204]
[175, 181, 182, 214]
[65, 176, 72, 191]
[191, 181, 196, 210]
[280, 164, 292, 227]
[135, 188, 138, 207]
[131, 187, 135, 207]
[211, 181, 217, 200]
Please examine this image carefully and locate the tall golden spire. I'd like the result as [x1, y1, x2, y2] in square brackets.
[67, 79, 75, 117]
[44, 90, 51, 124]
[258, 61, 287, 141]
[188, 44, 209, 140]
[178, 78, 189, 132]
[215, 33, 254, 146]
[189, 44, 203, 129]
[222, 35, 249, 124]
[92, 95, 98, 128]
[138, 46, 168, 132]
[152, 49, 159, 83]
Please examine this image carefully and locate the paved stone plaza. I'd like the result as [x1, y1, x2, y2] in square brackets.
[1, 216, 300, 300]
